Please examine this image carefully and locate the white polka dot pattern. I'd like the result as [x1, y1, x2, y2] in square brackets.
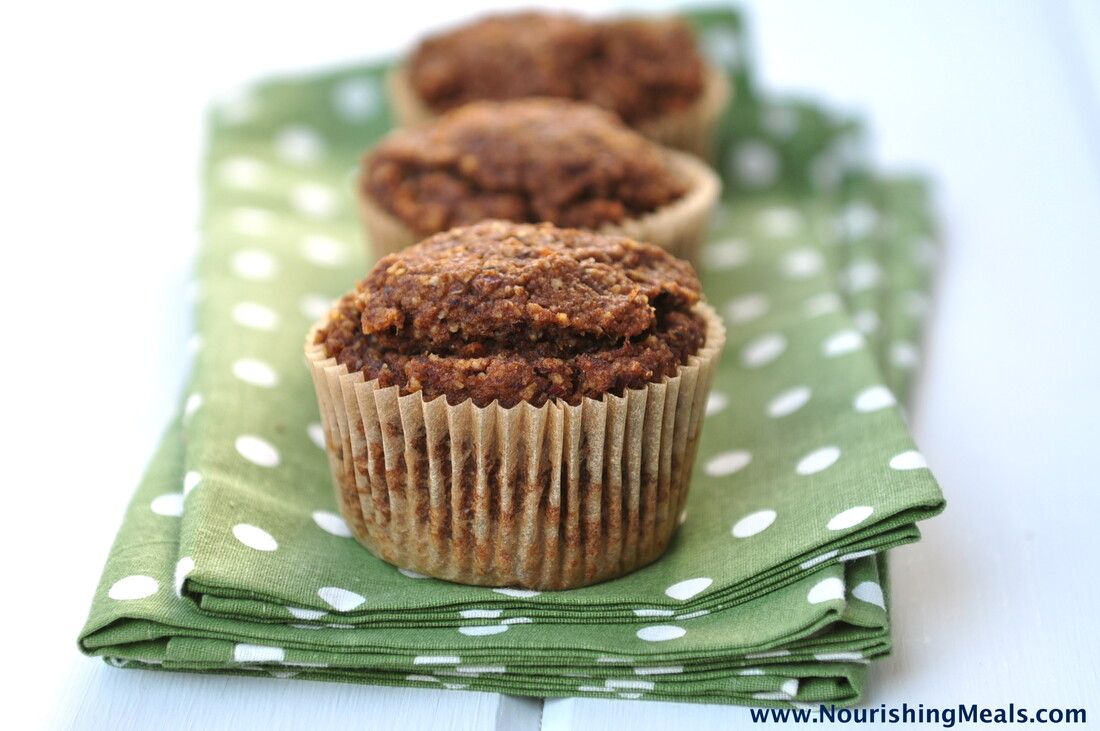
[332, 78, 381, 121]
[459, 625, 509, 636]
[233, 358, 278, 388]
[276, 126, 325, 164]
[705, 450, 752, 477]
[823, 330, 865, 357]
[317, 587, 365, 612]
[852, 581, 886, 609]
[807, 577, 845, 604]
[291, 183, 337, 218]
[301, 234, 347, 266]
[827, 506, 874, 531]
[796, 446, 841, 475]
[664, 578, 713, 601]
[218, 157, 268, 188]
[767, 386, 811, 418]
[804, 292, 843, 317]
[231, 249, 277, 279]
[182, 470, 202, 495]
[312, 511, 351, 537]
[731, 510, 777, 538]
[286, 606, 326, 621]
[235, 435, 280, 467]
[702, 238, 750, 269]
[757, 206, 802, 237]
[307, 423, 326, 449]
[174, 557, 195, 598]
[733, 140, 780, 188]
[234, 644, 286, 663]
[705, 392, 729, 416]
[232, 302, 279, 331]
[492, 588, 540, 598]
[780, 248, 825, 279]
[108, 575, 158, 601]
[233, 523, 278, 551]
[231, 208, 275, 236]
[300, 294, 334, 321]
[636, 625, 687, 642]
[724, 293, 769, 324]
[741, 333, 786, 367]
[150, 493, 184, 517]
[890, 450, 929, 470]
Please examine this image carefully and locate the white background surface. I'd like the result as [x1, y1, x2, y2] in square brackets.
[3, 1, 1099, 728]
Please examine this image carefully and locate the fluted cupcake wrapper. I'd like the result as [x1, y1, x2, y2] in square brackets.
[387, 64, 731, 161]
[599, 149, 721, 265]
[356, 147, 721, 264]
[634, 65, 731, 161]
[305, 303, 725, 590]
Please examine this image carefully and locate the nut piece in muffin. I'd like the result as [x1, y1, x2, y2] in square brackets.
[359, 99, 721, 262]
[306, 220, 726, 589]
[317, 220, 707, 408]
[390, 12, 731, 158]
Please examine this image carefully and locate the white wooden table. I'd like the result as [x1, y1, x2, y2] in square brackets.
[6, 1, 1099, 728]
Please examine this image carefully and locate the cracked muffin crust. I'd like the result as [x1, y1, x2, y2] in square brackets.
[363, 99, 688, 236]
[315, 220, 707, 408]
[406, 12, 706, 124]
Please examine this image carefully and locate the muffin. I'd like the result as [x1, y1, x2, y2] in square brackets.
[389, 12, 730, 159]
[359, 98, 720, 262]
[306, 221, 725, 590]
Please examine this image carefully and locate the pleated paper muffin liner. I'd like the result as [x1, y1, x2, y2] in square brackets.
[356, 147, 721, 264]
[305, 303, 725, 590]
[387, 63, 731, 161]
[634, 65, 731, 161]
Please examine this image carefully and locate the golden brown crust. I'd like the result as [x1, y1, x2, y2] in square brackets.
[315, 221, 706, 407]
[407, 12, 705, 124]
[363, 99, 687, 236]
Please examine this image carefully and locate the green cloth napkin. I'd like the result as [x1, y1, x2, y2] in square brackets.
[79, 8, 944, 706]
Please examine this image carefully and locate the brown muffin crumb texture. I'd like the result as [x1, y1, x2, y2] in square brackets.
[317, 221, 706, 407]
[408, 13, 705, 124]
[365, 99, 687, 236]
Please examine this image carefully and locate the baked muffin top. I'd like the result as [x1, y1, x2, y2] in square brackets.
[316, 221, 706, 407]
[364, 99, 687, 236]
[407, 12, 705, 124]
